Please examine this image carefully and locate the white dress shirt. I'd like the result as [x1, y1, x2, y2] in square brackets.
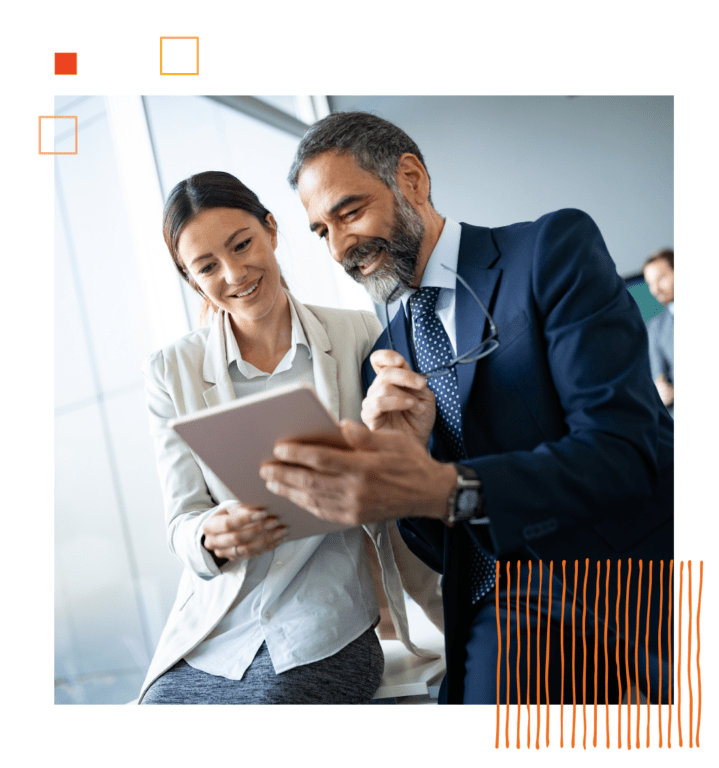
[184, 301, 379, 678]
[401, 216, 462, 352]
[400, 217, 490, 525]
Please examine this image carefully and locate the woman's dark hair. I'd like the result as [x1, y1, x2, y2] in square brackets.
[162, 171, 287, 323]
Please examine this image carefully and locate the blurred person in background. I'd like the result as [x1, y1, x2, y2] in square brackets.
[643, 249, 674, 416]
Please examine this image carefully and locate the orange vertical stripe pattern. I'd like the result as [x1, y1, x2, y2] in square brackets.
[687, 561, 693, 748]
[667, 560, 673, 749]
[658, 560, 664, 748]
[526, 561, 532, 748]
[505, 561, 511, 748]
[635, 559, 643, 748]
[545, 561, 553, 748]
[536, 560, 542, 750]
[625, 558, 632, 750]
[491, 558, 700, 750]
[678, 561, 683, 747]
[616, 559, 623, 749]
[605, 559, 611, 749]
[696, 561, 703, 748]
[582, 558, 589, 749]
[495, 561, 501, 749]
[516, 560, 522, 749]
[571, 560, 578, 748]
[593, 560, 600, 748]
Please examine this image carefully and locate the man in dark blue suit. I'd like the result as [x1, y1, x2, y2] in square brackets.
[262, 112, 673, 704]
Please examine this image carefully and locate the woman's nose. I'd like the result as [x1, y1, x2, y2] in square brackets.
[223, 260, 248, 285]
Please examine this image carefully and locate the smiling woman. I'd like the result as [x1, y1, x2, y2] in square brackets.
[163, 172, 288, 325]
[136, 170, 436, 704]
[164, 174, 298, 373]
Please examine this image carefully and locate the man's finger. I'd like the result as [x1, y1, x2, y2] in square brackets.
[338, 419, 408, 451]
[262, 463, 353, 507]
[262, 477, 358, 525]
[370, 365, 428, 393]
[338, 418, 377, 450]
[362, 393, 413, 420]
[370, 348, 412, 375]
[366, 381, 419, 408]
[268, 441, 350, 474]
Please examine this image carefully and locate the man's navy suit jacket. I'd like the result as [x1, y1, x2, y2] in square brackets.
[361, 209, 674, 702]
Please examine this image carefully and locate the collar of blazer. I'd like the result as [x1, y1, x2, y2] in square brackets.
[200, 291, 341, 420]
[455, 222, 502, 410]
[389, 223, 503, 415]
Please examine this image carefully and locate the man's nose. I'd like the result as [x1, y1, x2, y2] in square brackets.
[325, 229, 343, 264]
[326, 228, 352, 265]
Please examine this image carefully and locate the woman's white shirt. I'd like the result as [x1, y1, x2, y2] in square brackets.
[184, 304, 378, 678]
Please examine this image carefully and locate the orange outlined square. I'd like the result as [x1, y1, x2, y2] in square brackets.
[160, 37, 199, 75]
[55, 52, 77, 75]
[38, 116, 78, 155]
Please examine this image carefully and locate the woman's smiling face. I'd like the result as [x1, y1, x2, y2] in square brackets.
[177, 207, 285, 326]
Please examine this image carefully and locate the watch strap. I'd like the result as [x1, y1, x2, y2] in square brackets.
[445, 463, 485, 527]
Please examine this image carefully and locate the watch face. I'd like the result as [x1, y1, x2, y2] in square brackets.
[458, 489, 480, 514]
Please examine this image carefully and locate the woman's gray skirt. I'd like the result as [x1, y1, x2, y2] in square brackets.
[141, 625, 384, 704]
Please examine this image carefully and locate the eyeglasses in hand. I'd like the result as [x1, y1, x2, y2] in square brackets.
[383, 264, 499, 379]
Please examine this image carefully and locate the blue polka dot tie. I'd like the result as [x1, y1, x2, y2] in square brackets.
[410, 287, 496, 604]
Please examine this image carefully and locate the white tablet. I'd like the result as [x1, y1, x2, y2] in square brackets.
[168, 382, 353, 541]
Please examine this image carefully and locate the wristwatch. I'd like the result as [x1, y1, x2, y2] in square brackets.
[444, 463, 486, 527]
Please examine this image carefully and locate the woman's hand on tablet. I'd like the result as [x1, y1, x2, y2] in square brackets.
[202, 503, 288, 562]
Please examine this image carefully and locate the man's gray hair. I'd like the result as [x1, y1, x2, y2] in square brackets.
[288, 111, 433, 205]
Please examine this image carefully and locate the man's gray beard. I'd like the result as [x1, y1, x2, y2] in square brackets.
[342, 192, 425, 304]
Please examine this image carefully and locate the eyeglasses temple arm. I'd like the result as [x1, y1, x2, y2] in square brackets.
[440, 263, 498, 336]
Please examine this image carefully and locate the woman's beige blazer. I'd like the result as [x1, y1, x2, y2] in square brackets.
[137, 293, 436, 701]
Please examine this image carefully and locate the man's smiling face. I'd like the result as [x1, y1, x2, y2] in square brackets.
[297, 151, 425, 303]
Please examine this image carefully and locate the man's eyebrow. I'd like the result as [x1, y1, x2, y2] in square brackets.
[189, 227, 250, 266]
[309, 195, 367, 233]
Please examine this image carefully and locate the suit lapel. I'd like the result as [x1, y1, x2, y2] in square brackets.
[198, 298, 342, 419]
[201, 311, 238, 408]
[455, 223, 502, 413]
[390, 303, 441, 460]
[289, 294, 341, 420]
[389, 301, 416, 372]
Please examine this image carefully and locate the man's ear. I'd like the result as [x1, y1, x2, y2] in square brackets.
[396, 153, 430, 206]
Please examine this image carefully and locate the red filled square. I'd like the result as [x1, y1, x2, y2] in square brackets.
[55, 53, 77, 75]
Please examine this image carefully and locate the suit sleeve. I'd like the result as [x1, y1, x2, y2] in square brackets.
[467, 210, 668, 555]
[142, 351, 231, 580]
